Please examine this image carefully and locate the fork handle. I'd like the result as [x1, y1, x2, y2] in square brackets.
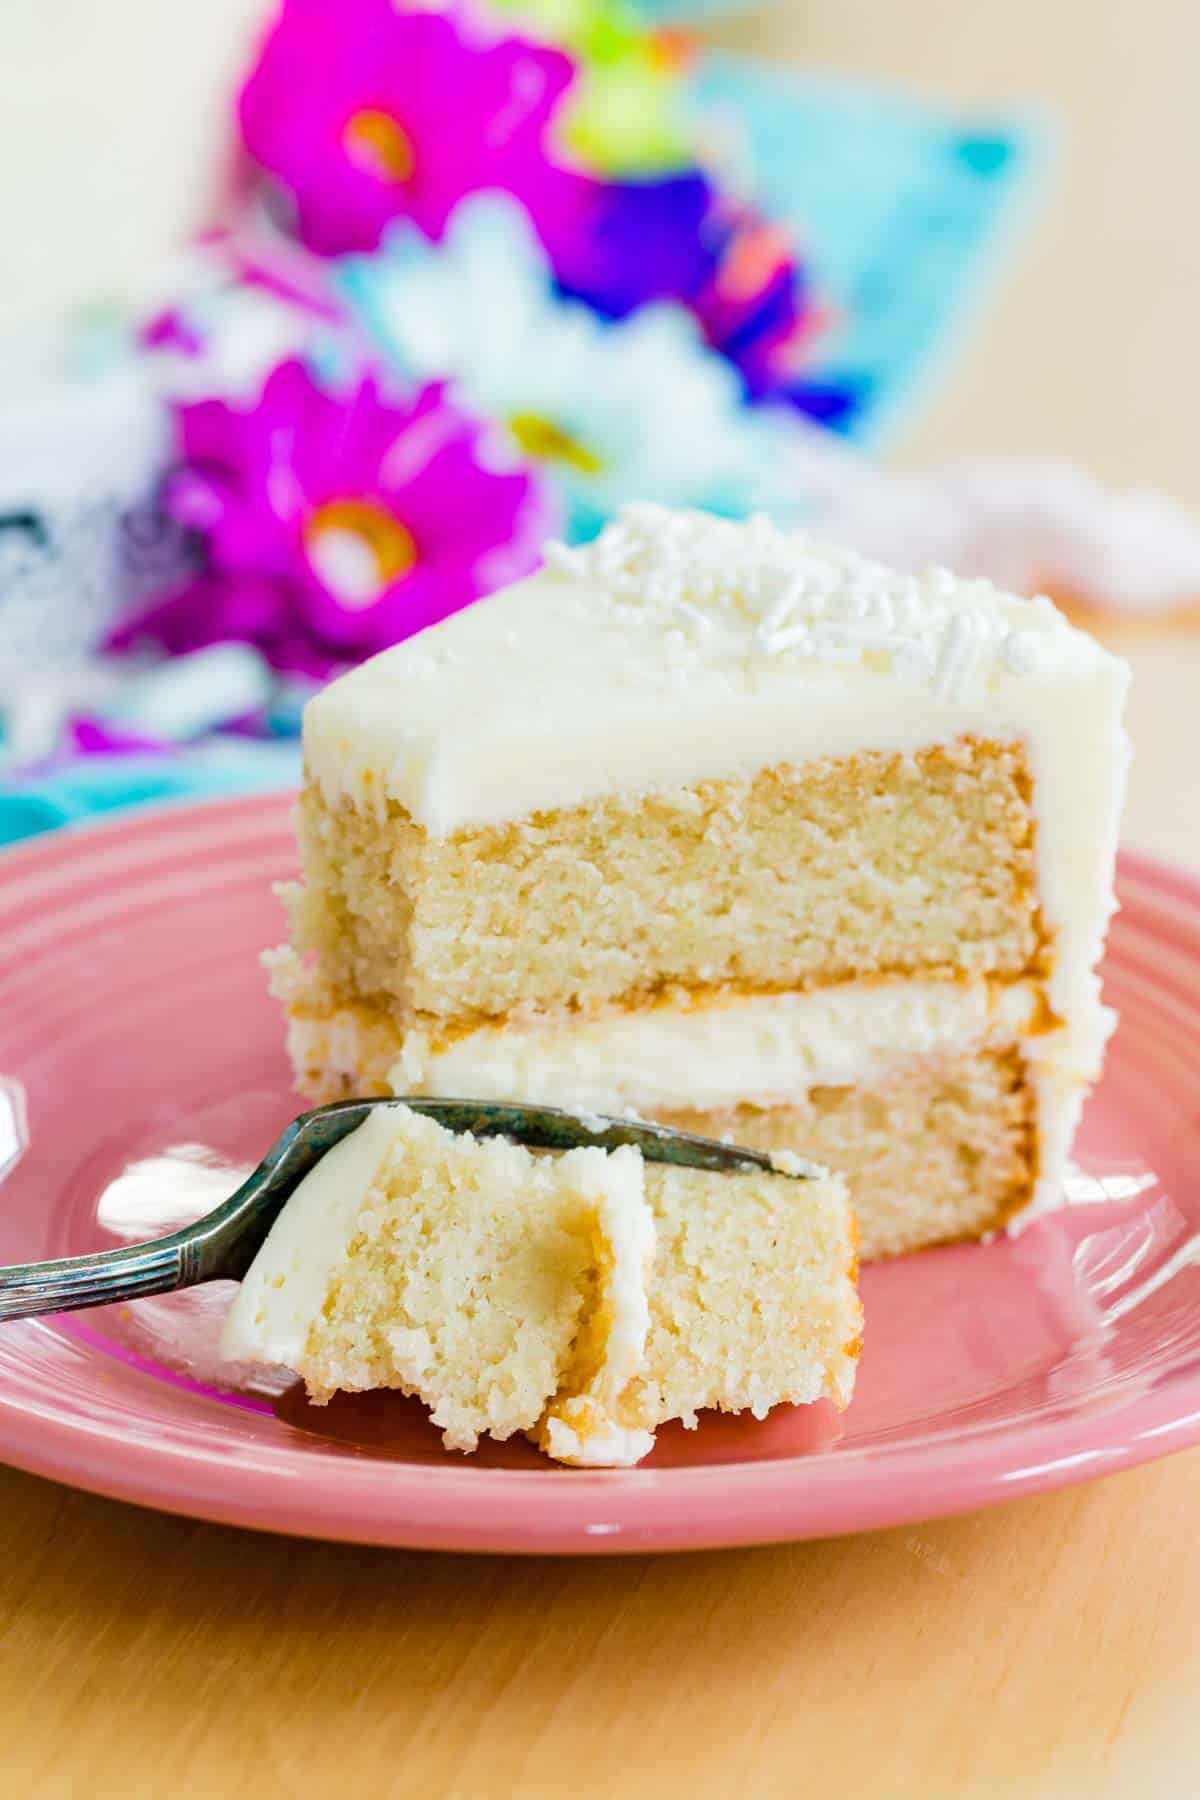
[0, 1234, 199, 1321]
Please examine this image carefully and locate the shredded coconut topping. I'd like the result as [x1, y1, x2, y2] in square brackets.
[544, 505, 1069, 700]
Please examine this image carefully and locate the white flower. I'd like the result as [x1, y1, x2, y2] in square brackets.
[338, 193, 799, 537]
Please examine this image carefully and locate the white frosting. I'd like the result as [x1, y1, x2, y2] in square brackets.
[391, 979, 1047, 1114]
[308, 507, 1130, 1144]
[221, 1103, 405, 1369]
[539, 1143, 657, 1469]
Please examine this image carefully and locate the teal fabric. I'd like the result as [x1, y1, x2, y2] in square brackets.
[0, 742, 300, 849]
[687, 58, 1051, 447]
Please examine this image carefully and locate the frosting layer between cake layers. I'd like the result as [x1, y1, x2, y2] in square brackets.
[390, 977, 1048, 1114]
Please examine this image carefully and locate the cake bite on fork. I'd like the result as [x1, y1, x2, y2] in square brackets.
[222, 1103, 861, 1468]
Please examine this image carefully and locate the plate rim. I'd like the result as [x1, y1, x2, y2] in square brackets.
[1, 792, 1199, 1553]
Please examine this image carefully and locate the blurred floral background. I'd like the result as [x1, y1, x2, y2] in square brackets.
[1, 0, 1193, 842]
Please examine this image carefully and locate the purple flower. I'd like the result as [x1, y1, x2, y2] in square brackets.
[545, 176, 860, 425]
[239, 0, 578, 256]
[111, 360, 554, 677]
[546, 168, 723, 319]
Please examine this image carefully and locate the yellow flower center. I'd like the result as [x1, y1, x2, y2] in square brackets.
[304, 500, 417, 609]
[509, 413, 606, 476]
[343, 109, 416, 183]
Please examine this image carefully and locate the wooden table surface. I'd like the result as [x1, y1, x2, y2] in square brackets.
[7, 3, 1200, 1795]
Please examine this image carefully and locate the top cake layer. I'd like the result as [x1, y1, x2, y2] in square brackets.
[306, 503, 1128, 841]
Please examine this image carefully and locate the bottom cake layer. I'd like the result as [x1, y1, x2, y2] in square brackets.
[653, 1052, 1034, 1260]
[268, 954, 1043, 1261]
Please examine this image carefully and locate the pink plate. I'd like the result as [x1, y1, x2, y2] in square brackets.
[2, 795, 1200, 1553]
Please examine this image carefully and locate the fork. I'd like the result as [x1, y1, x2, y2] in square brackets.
[0, 1098, 801, 1322]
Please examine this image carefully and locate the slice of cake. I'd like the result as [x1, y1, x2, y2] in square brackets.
[270, 505, 1131, 1259]
[220, 1104, 861, 1465]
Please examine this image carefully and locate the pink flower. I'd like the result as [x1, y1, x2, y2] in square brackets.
[239, 0, 578, 255]
[112, 360, 554, 676]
